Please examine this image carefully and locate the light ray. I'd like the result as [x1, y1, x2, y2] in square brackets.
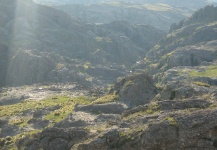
[6, 0, 40, 86]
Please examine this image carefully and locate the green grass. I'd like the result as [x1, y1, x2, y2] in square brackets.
[56, 63, 65, 69]
[45, 96, 92, 123]
[189, 65, 217, 78]
[120, 125, 148, 138]
[0, 96, 71, 117]
[149, 63, 158, 68]
[9, 117, 31, 128]
[0, 96, 92, 149]
[122, 80, 134, 91]
[0, 96, 92, 123]
[161, 51, 174, 60]
[165, 117, 178, 126]
[124, 102, 160, 120]
[193, 82, 211, 87]
[84, 62, 91, 69]
[92, 93, 119, 104]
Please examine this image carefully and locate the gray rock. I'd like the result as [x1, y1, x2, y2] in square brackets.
[75, 103, 127, 114]
[47, 138, 68, 150]
[0, 124, 19, 138]
[110, 73, 158, 107]
[6, 49, 55, 86]
[79, 109, 217, 150]
[158, 80, 212, 100]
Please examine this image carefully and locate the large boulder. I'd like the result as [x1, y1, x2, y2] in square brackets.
[110, 73, 158, 107]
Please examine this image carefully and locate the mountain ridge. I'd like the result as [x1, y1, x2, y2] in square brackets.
[34, 0, 217, 31]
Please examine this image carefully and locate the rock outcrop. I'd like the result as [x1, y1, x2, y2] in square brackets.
[110, 73, 158, 107]
[16, 128, 89, 150]
[6, 49, 55, 86]
[75, 103, 127, 114]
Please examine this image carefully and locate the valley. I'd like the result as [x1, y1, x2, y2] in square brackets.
[0, 0, 217, 150]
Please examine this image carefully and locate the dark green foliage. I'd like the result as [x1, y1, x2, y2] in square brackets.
[169, 91, 176, 100]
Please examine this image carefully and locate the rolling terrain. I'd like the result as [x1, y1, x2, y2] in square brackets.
[0, 1, 217, 150]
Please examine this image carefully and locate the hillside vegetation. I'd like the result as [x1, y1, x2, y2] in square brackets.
[1, 1, 217, 150]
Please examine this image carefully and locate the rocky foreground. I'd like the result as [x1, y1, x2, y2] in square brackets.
[0, 71, 217, 150]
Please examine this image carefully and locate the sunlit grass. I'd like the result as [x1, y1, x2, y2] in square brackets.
[0, 96, 92, 149]
[45, 96, 91, 123]
[9, 117, 32, 128]
[56, 63, 65, 69]
[92, 93, 119, 104]
[189, 65, 217, 78]
[193, 81, 211, 87]
[165, 117, 178, 126]
[0, 96, 91, 119]
[123, 102, 160, 120]
[0, 96, 70, 117]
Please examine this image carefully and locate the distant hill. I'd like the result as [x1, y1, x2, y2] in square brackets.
[34, 0, 216, 7]
[34, 0, 217, 31]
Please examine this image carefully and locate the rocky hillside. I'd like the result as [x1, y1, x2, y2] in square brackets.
[1, 5, 217, 150]
[0, 0, 165, 87]
[135, 5, 217, 76]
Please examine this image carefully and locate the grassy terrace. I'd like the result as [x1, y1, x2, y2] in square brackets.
[92, 93, 119, 104]
[123, 102, 160, 121]
[44, 96, 92, 123]
[0, 96, 91, 120]
[189, 65, 217, 78]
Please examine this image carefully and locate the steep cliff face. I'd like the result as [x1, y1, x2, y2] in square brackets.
[6, 50, 55, 86]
